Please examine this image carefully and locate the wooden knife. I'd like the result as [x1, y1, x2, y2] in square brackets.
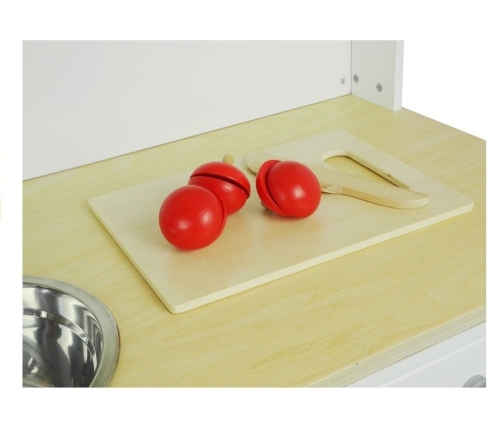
[246, 151, 430, 209]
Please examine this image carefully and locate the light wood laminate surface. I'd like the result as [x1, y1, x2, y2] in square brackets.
[23, 95, 486, 386]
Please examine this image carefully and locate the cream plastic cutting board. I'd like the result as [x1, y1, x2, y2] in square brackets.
[89, 130, 473, 313]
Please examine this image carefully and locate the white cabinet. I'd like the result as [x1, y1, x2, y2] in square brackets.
[349, 323, 486, 387]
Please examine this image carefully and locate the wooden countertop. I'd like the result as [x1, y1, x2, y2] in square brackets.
[23, 95, 486, 387]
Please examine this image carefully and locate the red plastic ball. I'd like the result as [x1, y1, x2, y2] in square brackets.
[159, 185, 227, 250]
[189, 161, 251, 215]
[256, 160, 321, 218]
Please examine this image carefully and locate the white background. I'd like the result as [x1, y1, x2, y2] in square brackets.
[402, 40, 488, 139]
[0, 1, 498, 429]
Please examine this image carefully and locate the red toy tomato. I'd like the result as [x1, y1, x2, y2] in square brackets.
[188, 161, 251, 215]
[159, 185, 227, 250]
[256, 160, 321, 218]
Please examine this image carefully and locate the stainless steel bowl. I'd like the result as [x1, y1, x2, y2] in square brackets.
[23, 276, 120, 387]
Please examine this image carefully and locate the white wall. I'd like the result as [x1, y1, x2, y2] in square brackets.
[23, 41, 351, 179]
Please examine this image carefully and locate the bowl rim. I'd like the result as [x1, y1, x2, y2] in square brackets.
[23, 276, 120, 387]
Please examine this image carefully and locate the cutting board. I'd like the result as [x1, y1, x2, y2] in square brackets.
[89, 130, 473, 313]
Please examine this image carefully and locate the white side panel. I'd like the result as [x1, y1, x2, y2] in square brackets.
[351, 40, 404, 111]
[349, 323, 486, 387]
[23, 41, 351, 179]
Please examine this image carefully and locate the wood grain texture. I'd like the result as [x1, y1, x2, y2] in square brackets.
[23, 95, 486, 386]
[89, 130, 471, 313]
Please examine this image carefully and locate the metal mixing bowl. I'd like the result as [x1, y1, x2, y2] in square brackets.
[23, 276, 120, 387]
